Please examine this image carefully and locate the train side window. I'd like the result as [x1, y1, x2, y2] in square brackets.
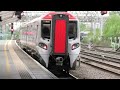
[41, 20, 51, 39]
[35, 25, 38, 39]
[68, 21, 77, 39]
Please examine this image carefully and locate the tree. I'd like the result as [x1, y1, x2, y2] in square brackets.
[80, 23, 86, 31]
[103, 14, 120, 38]
[109, 11, 120, 15]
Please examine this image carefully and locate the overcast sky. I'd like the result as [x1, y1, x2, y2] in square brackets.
[14, 11, 110, 30]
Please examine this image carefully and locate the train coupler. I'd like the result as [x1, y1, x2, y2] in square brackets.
[56, 57, 64, 66]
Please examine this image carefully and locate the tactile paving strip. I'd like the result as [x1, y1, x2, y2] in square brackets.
[13, 41, 57, 79]
[8, 40, 33, 79]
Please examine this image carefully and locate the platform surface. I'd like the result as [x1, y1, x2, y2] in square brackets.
[0, 40, 57, 79]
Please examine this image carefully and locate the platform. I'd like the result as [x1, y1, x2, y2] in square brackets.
[0, 40, 58, 79]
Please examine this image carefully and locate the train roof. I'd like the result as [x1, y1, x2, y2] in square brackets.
[42, 11, 77, 20]
[22, 11, 78, 27]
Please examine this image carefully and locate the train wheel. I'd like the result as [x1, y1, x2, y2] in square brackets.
[23, 48, 27, 52]
[71, 59, 80, 70]
[63, 58, 70, 73]
[76, 59, 80, 68]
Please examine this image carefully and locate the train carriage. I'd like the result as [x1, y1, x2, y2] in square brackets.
[20, 11, 81, 72]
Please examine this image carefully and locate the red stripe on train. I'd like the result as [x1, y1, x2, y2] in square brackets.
[54, 20, 66, 54]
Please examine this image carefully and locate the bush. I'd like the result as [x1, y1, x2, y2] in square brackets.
[103, 14, 120, 38]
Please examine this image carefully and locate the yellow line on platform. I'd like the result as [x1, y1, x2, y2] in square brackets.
[4, 40, 10, 73]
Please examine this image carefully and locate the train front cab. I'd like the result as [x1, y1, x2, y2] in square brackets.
[37, 13, 80, 71]
[49, 14, 80, 71]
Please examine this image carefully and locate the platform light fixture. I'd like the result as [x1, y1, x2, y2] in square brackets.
[15, 11, 23, 19]
[101, 11, 107, 15]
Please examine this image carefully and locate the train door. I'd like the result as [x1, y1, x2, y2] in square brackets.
[51, 14, 69, 56]
[49, 14, 70, 71]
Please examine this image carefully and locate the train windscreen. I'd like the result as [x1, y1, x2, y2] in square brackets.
[41, 20, 51, 39]
[41, 20, 77, 39]
[68, 21, 77, 39]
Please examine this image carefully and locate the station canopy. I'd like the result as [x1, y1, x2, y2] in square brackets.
[0, 11, 23, 25]
[0, 11, 110, 25]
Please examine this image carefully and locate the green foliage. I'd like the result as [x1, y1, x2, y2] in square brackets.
[81, 27, 111, 47]
[80, 23, 86, 31]
[103, 14, 120, 38]
[13, 31, 20, 40]
[80, 23, 92, 31]
[81, 30, 93, 44]
[109, 11, 120, 16]
[81, 12, 120, 47]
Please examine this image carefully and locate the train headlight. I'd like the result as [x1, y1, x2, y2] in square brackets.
[38, 42, 47, 50]
[72, 43, 80, 50]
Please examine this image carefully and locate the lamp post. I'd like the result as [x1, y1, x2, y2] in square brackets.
[100, 15, 103, 37]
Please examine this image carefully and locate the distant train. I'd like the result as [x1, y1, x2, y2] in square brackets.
[19, 11, 81, 72]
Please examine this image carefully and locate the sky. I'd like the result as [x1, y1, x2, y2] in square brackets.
[13, 11, 110, 30]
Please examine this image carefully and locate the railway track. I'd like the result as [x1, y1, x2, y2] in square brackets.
[81, 44, 120, 63]
[81, 43, 120, 55]
[48, 68, 78, 79]
[81, 51, 120, 75]
[81, 50, 120, 64]
[94, 47, 120, 55]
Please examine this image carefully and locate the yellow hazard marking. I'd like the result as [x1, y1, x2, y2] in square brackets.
[4, 40, 10, 73]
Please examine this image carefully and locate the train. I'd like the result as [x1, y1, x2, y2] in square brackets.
[19, 11, 81, 72]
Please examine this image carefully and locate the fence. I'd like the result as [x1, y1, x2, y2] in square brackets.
[110, 37, 120, 51]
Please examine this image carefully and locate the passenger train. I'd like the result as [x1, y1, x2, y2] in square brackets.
[19, 11, 81, 72]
